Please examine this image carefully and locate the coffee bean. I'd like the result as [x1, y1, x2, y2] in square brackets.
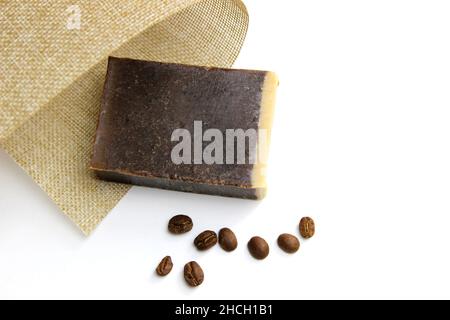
[248, 236, 270, 260]
[277, 234, 300, 253]
[184, 261, 204, 287]
[194, 230, 218, 250]
[156, 256, 173, 276]
[299, 217, 315, 239]
[168, 215, 193, 234]
[219, 228, 238, 252]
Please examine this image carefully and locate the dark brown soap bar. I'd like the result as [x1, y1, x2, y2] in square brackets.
[91, 57, 278, 199]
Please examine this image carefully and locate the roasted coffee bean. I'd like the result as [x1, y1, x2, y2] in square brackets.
[168, 214, 193, 234]
[277, 234, 300, 253]
[248, 236, 270, 260]
[156, 256, 173, 276]
[194, 230, 218, 250]
[184, 261, 204, 287]
[299, 217, 315, 239]
[218, 228, 238, 252]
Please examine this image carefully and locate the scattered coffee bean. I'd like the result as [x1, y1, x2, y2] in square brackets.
[194, 230, 218, 251]
[168, 214, 193, 234]
[156, 256, 173, 276]
[299, 217, 315, 239]
[218, 228, 238, 252]
[248, 236, 270, 260]
[184, 261, 204, 287]
[277, 234, 300, 253]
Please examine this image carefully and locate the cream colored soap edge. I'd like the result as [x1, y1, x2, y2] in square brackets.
[252, 71, 279, 197]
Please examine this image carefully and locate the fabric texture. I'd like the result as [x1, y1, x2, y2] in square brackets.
[0, 0, 249, 234]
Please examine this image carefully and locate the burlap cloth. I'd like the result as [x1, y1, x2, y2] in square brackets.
[0, 0, 249, 235]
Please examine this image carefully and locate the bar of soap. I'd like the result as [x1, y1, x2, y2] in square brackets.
[91, 57, 278, 200]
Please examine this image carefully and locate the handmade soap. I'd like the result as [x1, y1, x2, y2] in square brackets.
[91, 57, 278, 199]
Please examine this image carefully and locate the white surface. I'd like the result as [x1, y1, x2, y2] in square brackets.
[2, 0, 450, 300]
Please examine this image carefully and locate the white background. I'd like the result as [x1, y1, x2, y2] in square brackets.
[1, 0, 450, 300]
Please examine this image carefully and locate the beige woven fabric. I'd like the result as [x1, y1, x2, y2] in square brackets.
[0, 0, 249, 234]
